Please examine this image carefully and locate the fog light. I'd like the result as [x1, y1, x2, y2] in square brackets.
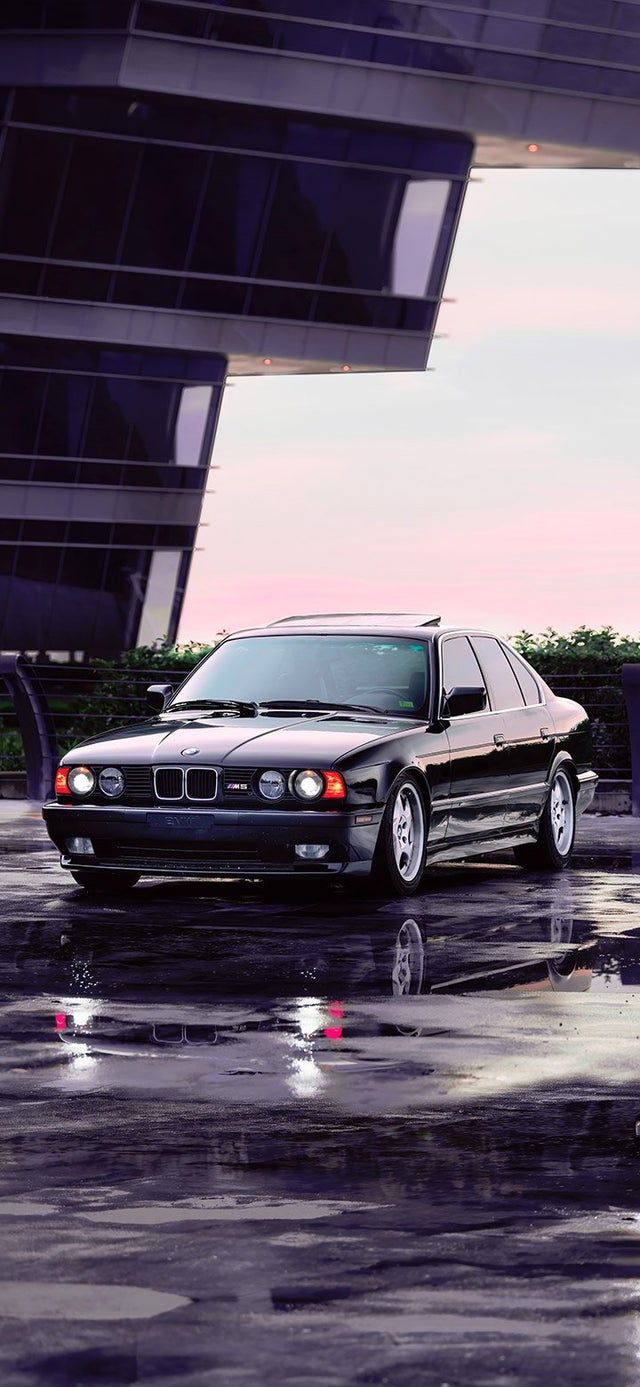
[66, 837, 94, 856]
[295, 844, 329, 860]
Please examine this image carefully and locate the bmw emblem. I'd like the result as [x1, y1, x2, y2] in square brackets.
[181, 747, 200, 757]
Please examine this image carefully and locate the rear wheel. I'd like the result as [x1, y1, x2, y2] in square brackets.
[514, 767, 576, 871]
[372, 777, 428, 896]
[69, 868, 140, 895]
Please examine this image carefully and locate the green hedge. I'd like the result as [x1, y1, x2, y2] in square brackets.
[511, 626, 640, 673]
[511, 627, 638, 775]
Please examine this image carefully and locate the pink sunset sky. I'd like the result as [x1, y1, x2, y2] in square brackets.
[179, 169, 640, 644]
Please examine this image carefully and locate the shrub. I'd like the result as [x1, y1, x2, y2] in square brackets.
[510, 627, 639, 777]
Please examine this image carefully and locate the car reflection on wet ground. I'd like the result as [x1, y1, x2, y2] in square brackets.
[2, 808, 640, 1384]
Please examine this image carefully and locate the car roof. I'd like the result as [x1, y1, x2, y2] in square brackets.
[223, 622, 505, 642]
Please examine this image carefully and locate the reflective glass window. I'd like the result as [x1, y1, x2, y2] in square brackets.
[83, 378, 179, 463]
[0, 370, 47, 454]
[441, 637, 486, 702]
[190, 154, 272, 279]
[172, 634, 430, 717]
[41, 266, 112, 301]
[111, 271, 180, 309]
[13, 547, 60, 583]
[21, 520, 67, 543]
[137, 550, 183, 646]
[471, 637, 525, 711]
[82, 378, 130, 460]
[175, 387, 213, 468]
[122, 146, 207, 270]
[35, 374, 91, 460]
[51, 136, 139, 262]
[541, 25, 606, 59]
[0, 129, 68, 256]
[503, 647, 542, 706]
[256, 162, 335, 284]
[59, 548, 108, 590]
[391, 179, 450, 297]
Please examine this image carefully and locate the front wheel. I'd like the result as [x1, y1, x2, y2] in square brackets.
[514, 767, 576, 871]
[372, 777, 428, 896]
[69, 868, 140, 895]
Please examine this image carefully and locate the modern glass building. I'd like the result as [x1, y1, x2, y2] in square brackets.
[0, 3, 637, 655]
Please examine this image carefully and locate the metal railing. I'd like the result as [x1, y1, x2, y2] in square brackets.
[0, 657, 635, 800]
[0, 659, 188, 799]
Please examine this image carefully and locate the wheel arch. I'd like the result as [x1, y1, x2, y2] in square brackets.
[377, 763, 432, 845]
[547, 751, 578, 799]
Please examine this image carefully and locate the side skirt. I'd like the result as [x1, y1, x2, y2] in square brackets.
[426, 829, 538, 865]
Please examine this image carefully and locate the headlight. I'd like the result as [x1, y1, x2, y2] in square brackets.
[67, 766, 95, 796]
[98, 766, 124, 799]
[292, 769, 324, 800]
[258, 769, 286, 800]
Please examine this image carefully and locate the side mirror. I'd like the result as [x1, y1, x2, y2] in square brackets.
[147, 683, 173, 712]
[443, 685, 487, 718]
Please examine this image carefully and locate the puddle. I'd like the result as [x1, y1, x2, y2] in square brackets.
[0, 1281, 191, 1321]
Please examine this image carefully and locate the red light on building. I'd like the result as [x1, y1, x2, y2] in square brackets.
[527, 143, 540, 154]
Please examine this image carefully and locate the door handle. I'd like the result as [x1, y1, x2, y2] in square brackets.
[540, 727, 551, 740]
[493, 732, 506, 747]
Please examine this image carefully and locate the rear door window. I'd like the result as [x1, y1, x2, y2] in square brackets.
[471, 636, 525, 712]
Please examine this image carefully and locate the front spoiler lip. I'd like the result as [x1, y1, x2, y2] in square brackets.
[43, 801, 382, 878]
[42, 802, 379, 824]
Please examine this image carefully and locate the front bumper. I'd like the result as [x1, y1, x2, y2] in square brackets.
[42, 802, 382, 878]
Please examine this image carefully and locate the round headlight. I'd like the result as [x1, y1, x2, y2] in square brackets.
[67, 765, 95, 796]
[99, 766, 124, 799]
[259, 769, 286, 801]
[292, 769, 324, 800]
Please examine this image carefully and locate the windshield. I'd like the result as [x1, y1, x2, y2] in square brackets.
[171, 635, 430, 717]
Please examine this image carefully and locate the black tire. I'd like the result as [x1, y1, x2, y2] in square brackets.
[70, 868, 140, 895]
[371, 775, 429, 897]
[514, 766, 576, 872]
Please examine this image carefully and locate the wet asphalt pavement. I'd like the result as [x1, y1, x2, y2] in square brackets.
[2, 807, 640, 1385]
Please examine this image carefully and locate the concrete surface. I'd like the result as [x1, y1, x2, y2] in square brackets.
[0, 805, 640, 1385]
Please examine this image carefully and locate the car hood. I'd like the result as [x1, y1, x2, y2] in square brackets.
[65, 712, 420, 768]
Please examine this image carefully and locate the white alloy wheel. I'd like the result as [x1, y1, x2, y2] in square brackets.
[392, 919, 425, 996]
[550, 769, 574, 857]
[391, 782, 425, 884]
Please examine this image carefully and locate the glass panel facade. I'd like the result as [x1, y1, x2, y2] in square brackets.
[3, 1, 638, 96]
[0, 338, 225, 655]
[0, 93, 471, 336]
[127, 1, 640, 103]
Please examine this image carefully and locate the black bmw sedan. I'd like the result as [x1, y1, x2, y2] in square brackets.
[42, 614, 597, 898]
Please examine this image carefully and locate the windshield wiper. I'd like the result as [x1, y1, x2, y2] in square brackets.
[168, 698, 258, 716]
[259, 699, 384, 717]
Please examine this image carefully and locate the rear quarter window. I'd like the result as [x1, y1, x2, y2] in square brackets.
[470, 636, 525, 712]
[502, 646, 542, 706]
